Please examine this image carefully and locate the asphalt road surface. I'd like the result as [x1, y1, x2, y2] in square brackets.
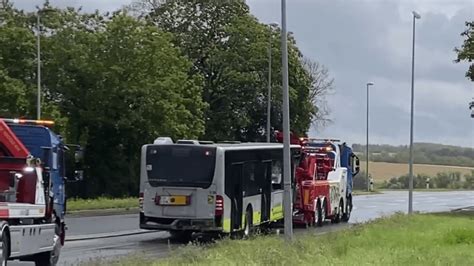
[8, 190, 474, 265]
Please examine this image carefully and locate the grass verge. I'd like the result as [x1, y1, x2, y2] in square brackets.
[67, 197, 138, 212]
[97, 212, 474, 266]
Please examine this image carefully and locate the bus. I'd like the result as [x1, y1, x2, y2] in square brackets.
[139, 140, 300, 239]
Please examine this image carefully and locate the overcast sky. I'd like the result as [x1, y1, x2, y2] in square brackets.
[12, 0, 474, 147]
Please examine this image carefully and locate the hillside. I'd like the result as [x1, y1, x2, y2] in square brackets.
[353, 143, 474, 167]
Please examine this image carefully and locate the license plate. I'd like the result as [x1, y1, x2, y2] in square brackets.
[158, 195, 188, 206]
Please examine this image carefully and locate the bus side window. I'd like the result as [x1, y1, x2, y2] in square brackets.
[243, 162, 258, 196]
[271, 160, 282, 191]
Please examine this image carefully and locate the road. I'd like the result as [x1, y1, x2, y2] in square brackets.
[8, 190, 474, 265]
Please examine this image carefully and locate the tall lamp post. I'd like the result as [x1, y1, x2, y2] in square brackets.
[366, 82, 374, 191]
[281, 0, 293, 241]
[36, 6, 42, 120]
[35, 6, 54, 120]
[266, 22, 279, 142]
[408, 11, 421, 214]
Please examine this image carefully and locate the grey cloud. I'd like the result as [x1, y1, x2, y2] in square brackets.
[248, 0, 473, 147]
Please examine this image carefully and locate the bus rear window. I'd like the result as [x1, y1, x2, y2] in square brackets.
[145, 145, 216, 188]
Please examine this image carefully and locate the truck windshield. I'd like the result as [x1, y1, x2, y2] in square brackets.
[145, 145, 216, 188]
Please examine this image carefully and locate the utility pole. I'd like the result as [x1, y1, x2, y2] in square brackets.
[408, 11, 421, 214]
[366, 82, 374, 191]
[36, 7, 41, 120]
[281, 0, 293, 241]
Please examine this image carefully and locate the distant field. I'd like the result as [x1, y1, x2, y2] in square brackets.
[360, 161, 474, 182]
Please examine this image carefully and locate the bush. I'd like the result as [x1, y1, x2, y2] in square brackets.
[380, 171, 470, 189]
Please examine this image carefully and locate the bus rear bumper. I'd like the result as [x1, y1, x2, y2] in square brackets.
[139, 212, 221, 232]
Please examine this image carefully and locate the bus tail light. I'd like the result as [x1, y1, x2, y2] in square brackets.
[215, 195, 224, 217]
[139, 192, 144, 210]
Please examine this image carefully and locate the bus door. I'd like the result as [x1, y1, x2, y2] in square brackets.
[230, 163, 243, 231]
[261, 161, 272, 222]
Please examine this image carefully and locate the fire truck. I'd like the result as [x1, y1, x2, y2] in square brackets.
[275, 132, 359, 226]
[0, 118, 83, 265]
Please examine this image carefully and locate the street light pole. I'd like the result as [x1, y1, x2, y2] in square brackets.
[409, 11, 421, 214]
[366, 82, 374, 192]
[267, 23, 278, 142]
[36, 7, 41, 120]
[281, 0, 293, 240]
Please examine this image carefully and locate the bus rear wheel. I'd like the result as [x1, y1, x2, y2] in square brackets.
[169, 230, 193, 243]
[243, 209, 253, 239]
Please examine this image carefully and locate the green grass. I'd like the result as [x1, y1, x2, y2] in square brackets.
[67, 197, 138, 212]
[98, 212, 474, 266]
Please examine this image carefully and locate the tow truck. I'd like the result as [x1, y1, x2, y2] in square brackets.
[275, 132, 359, 226]
[0, 118, 83, 265]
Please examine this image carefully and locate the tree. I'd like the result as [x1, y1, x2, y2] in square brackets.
[0, 3, 37, 118]
[0, 3, 206, 197]
[455, 21, 474, 81]
[40, 11, 206, 197]
[0, 68, 29, 117]
[135, 0, 333, 140]
[302, 58, 334, 129]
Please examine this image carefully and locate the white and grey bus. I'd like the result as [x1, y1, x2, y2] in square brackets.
[139, 139, 300, 238]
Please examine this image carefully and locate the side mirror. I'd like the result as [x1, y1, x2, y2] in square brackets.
[352, 155, 360, 176]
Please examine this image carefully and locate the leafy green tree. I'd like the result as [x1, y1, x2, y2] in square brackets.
[40, 11, 206, 197]
[142, 0, 332, 141]
[455, 21, 474, 81]
[0, 3, 36, 117]
[0, 68, 29, 117]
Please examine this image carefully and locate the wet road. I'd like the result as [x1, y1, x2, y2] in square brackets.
[350, 190, 474, 223]
[8, 190, 474, 265]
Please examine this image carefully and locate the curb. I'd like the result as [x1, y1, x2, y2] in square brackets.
[66, 229, 157, 242]
[451, 206, 474, 212]
[67, 208, 140, 218]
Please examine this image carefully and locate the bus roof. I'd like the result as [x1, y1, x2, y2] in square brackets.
[146, 142, 300, 151]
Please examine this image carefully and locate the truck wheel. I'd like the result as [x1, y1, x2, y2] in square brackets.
[34, 221, 61, 266]
[316, 201, 325, 227]
[1, 229, 9, 266]
[342, 196, 352, 222]
[34, 236, 60, 266]
[333, 200, 343, 224]
[243, 209, 253, 239]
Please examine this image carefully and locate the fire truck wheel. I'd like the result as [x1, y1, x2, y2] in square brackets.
[1, 228, 9, 266]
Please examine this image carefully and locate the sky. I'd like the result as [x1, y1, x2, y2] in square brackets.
[11, 0, 474, 147]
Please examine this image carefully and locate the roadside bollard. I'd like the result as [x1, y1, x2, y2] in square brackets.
[369, 177, 374, 192]
[426, 177, 430, 190]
